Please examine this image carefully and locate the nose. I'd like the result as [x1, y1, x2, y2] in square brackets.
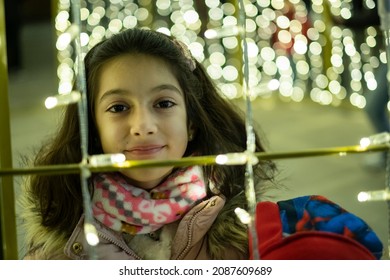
[129, 107, 157, 137]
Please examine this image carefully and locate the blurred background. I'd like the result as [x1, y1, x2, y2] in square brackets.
[1, 0, 389, 259]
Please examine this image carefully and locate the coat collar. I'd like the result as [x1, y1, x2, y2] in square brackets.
[64, 196, 226, 259]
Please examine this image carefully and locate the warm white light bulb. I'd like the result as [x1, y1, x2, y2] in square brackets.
[55, 24, 79, 51]
[89, 153, 126, 167]
[358, 190, 390, 202]
[45, 91, 81, 109]
[204, 26, 242, 39]
[216, 153, 247, 165]
[235, 207, 251, 224]
[359, 132, 390, 148]
[84, 223, 99, 246]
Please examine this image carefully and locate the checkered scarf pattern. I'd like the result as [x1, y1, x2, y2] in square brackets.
[92, 166, 206, 234]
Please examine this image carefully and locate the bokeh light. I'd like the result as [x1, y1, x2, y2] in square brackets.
[54, 0, 383, 111]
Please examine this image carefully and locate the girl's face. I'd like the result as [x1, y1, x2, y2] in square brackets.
[94, 54, 192, 190]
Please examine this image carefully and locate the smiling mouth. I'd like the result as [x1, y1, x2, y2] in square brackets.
[125, 146, 165, 158]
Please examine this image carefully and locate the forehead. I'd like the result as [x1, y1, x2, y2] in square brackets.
[102, 53, 171, 72]
[99, 53, 174, 80]
[95, 54, 183, 97]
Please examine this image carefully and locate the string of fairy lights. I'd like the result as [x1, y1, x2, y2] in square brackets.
[53, 0, 385, 108]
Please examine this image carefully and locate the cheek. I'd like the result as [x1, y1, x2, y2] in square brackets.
[97, 120, 126, 152]
[170, 123, 189, 151]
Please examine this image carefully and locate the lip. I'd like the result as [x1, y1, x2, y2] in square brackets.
[124, 145, 165, 158]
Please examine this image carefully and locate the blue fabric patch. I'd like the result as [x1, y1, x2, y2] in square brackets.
[277, 195, 383, 259]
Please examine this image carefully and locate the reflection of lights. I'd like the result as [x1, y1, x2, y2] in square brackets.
[209, 52, 226, 66]
[290, 19, 303, 33]
[188, 41, 204, 62]
[366, 36, 377, 47]
[58, 81, 73, 95]
[330, 54, 343, 67]
[306, 27, 319, 41]
[366, 79, 378, 91]
[309, 42, 322, 55]
[275, 56, 290, 71]
[53, 0, 383, 109]
[349, 93, 366, 108]
[319, 91, 333, 105]
[207, 64, 223, 80]
[135, 8, 149, 21]
[344, 44, 357, 57]
[296, 60, 309, 75]
[55, 10, 70, 32]
[247, 40, 259, 58]
[123, 16, 138, 28]
[209, 7, 224, 21]
[57, 63, 74, 83]
[108, 19, 123, 33]
[271, 0, 285, 10]
[80, 32, 89, 46]
[260, 47, 276, 61]
[351, 69, 362, 81]
[205, 0, 220, 9]
[340, 7, 352, 19]
[276, 15, 290, 29]
[56, 24, 79, 51]
[291, 86, 305, 102]
[268, 79, 280, 91]
[223, 16, 237, 26]
[219, 83, 241, 99]
[183, 10, 199, 25]
[222, 65, 239, 82]
[293, 39, 308, 55]
[328, 80, 341, 94]
[156, 0, 171, 10]
[313, 19, 326, 32]
[263, 61, 278, 76]
[350, 80, 362, 92]
[278, 30, 292, 44]
[222, 37, 238, 49]
[221, 2, 235, 15]
[87, 12, 101, 26]
[279, 81, 293, 97]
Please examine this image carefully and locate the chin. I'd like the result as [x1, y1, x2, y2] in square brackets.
[120, 167, 174, 190]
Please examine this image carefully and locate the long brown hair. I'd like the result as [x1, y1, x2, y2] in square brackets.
[25, 28, 276, 239]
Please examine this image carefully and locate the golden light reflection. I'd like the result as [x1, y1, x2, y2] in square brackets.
[53, 0, 384, 110]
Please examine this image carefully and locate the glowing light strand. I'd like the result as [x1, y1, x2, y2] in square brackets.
[358, 132, 390, 258]
[1, 143, 388, 176]
[238, 0, 260, 260]
[70, 0, 99, 256]
[368, 0, 390, 257]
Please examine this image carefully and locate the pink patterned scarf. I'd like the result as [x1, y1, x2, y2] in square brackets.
[92, 166, 206, 234]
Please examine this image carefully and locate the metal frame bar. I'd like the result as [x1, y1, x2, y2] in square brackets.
[0, 0, 18, 259]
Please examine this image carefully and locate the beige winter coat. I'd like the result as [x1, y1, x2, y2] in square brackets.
[22, 194, 249, 260]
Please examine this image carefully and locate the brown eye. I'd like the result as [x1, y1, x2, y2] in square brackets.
[107, 104, 128, 113]
[155, 100, 175, 109]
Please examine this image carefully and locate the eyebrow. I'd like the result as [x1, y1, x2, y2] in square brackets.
[98, 84, 183, 104]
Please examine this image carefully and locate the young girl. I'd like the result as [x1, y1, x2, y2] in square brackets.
[20, 28, 277, 260]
